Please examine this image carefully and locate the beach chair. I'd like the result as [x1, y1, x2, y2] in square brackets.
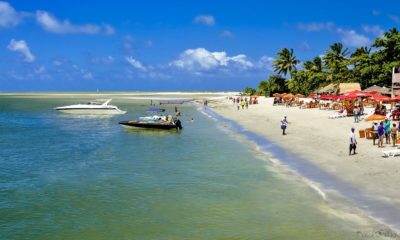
[382, 149, 400, 157]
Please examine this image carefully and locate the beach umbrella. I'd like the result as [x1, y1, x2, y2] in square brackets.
[295, 94, 304, 98]
[346, 90, 367, 97]
[371, 94, 392, 102]
[366, 90, 379, 96]
[272, 93, 282, 97]
[283, 93, 295, 99]
[307, 93, 317, 98]
[365, 114, 386, 121]
[337, 95, 358, 100]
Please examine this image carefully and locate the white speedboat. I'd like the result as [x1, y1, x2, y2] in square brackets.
[55, 99, 126, 115]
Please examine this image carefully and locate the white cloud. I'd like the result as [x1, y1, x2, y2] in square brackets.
[82, 72, 93, 79]
[372, 10, 381, 16]
[170, 48, 254, 72]
[362, 25, 384, 37]
[125, 56, 146, 71]
[90, 55, 115, 64]
[297, 22, 334, 32]
[220, 30, 233, 38]
[337, 28, 371, 47]
[52, 60, 63, 66]
[0, 1, 22, 28]
[7, 39, 35, 62]
[194, 15, 215, 26]
[36, 11, 113, 35]
[388, 14, 400, 24]
[103, 24, 115, 35]
[257, 56, 275, 71]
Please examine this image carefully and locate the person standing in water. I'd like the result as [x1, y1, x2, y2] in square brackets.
[281, 116, 288, 135]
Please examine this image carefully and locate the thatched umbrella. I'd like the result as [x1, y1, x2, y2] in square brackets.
[283, 93, 295, 99]
[295, 93, 304, 98]
[272, 93, 281, 97]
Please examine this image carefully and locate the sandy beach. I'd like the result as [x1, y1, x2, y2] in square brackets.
[209, 96, 400, 232]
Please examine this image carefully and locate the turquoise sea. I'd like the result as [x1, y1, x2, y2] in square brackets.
[0, 96, 376, 239]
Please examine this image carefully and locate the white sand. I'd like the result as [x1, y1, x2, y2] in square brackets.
[210, 96, 400, 230]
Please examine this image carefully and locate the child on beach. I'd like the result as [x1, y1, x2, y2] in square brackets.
[349, 127, 357, 155]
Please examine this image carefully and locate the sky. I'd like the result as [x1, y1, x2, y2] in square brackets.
[0, 0, 400, 91]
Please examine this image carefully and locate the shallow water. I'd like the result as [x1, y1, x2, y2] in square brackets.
[0, 96, 379, 239]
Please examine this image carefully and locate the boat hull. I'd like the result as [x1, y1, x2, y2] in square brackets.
[56, 108, 126, 115]
[119, 121, 180, 130]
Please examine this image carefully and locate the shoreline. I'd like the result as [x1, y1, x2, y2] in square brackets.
[207, 96, 400, 233]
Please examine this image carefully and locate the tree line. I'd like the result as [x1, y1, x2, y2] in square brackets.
[245, 28, 400, 96]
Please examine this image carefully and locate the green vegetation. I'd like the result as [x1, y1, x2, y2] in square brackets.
[256, 27, 400, 96]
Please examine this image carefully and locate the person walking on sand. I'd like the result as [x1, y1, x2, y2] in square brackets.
[378, 121, 385, 148]
[241, 100, 245, 110]
[349, 127, 357, 155]
[281, 116, 288, 135]
[372, 122, 378, 145]
[384, 118, 391, 144]
[391, 123, 398, 147]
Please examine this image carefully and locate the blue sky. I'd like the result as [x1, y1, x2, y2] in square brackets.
[0, 0, 399, 91]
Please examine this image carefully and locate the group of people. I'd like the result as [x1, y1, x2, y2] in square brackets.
[371, 118, 398, 148]
[350, 118, 398, 156]
[232, 97, 250, 110]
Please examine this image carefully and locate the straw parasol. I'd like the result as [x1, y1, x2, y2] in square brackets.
[283, 93, 295, 99]
[295, 93, 304, 98]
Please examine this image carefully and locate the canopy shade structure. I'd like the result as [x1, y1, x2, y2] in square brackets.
[337, 83, 361, 94]
[363, 85, 391, 96]
[316, 83, 336, 94]
[317, 83, 361, 94]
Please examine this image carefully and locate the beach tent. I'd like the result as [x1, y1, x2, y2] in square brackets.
[363, 85, 391, 96]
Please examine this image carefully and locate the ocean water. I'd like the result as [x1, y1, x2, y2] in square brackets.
[0, 96, 376, 239]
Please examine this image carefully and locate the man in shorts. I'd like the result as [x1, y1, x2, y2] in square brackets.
[349, 127, 357, 155]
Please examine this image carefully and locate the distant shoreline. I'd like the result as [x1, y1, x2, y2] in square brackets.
[0, 91, 238, 100]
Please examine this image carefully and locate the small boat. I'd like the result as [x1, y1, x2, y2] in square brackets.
[55, 99, 126, 115]
[146, 107, 165, 112]
[119, 118, 182, 130]
[159, 100, 185, 105]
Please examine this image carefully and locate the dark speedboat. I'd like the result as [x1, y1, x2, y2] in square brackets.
[119, 119, 183, 130]
[146, 107, 165, 112]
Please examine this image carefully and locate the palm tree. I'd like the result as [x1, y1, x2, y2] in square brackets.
[303, 56, 323, 72]
[373, 28, 400, 62]
[350, 47, 372, 88]
[273, 48, 300, 77]
[323, 43, 350, 83]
